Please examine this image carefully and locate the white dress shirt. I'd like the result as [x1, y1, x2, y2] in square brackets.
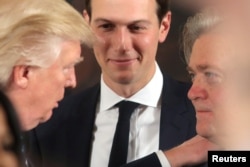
[90, 63, 171, 167]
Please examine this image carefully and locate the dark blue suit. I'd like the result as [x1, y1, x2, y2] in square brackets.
[28, 74, 202, 167]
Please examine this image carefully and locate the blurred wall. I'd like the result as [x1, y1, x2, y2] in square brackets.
[66, 0, 195, 94]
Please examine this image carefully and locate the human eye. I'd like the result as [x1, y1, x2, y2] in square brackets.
[187, 68, 196, 82]
[62, 58, 83, 75]
[62, 65, 74, 75]
[129, 24, 146, 32]
[205, 71, 214, 77]
[63, 67, 70, 74]
[204, 71, 222, 84]
[188, 71, 196, 82]
[98, 23, 114, 31]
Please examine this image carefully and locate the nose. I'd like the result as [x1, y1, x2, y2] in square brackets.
[188, 78, 208, 101]
[65, 67, 77, 88]
[112, 27, 131, 52]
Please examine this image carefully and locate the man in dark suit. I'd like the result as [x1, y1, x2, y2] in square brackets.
[29, 0, 215, 166]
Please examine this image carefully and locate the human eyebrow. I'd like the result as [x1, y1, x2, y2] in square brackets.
[93, 18, 150, 25]
[75, 57, 84, 65]
[186, 66, 195, 81]
[64, 57, 84, 69]
[131, 20, 151, 25]
[197, 64, 210, 71]
[93, 18, 113, 24]
[187, 64, 211, 72]
[186, 64, 211, 78]
[186, 66, 193, 73]
[128, 20, 151, 29]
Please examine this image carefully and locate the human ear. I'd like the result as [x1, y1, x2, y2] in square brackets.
[12, 65, 30, 88]
[159, 11, 172, 43]
[83, 10, 90, 24]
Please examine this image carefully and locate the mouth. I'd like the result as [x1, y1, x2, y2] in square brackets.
[195, 109, 213, 120]
[193, 104, 211, 113]
[109, 58, 139, 64]
[196, 109, 211, 113]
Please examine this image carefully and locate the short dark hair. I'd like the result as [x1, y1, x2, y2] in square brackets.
[85, 0, 170, 23]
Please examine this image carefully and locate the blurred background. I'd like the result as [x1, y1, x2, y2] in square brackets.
[66, 0, 200, 94]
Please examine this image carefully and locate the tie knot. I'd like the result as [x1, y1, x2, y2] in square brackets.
[116, 101, 139, 120]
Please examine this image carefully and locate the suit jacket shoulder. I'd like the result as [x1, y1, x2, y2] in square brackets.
[29, 83, 101, 167]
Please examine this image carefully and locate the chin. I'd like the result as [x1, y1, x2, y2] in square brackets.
[116, 75, 135, 84]
[196, 125, 211, 138]
[23, 122, 39, 131]
[41, 110, 53, 123]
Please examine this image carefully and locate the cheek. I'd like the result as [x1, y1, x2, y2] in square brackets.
[140, 36, 152, 45]
[93, 33, 109, 50]
[93, 48, 106, 68]
[46, 70, 66, 90]
[137, 34, 159, 54]
[137, 32, 158, 46]
[55, 74, 66, 87]
[212, 89, 235, 125]
[93, 35, 108, 58]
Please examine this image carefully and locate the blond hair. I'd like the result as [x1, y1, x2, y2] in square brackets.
[0, 0, 94, 89]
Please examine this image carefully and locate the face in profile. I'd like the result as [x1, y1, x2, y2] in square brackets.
[187, 26, 250, 149]
[10, 40, 82, 130]
[0, 105, 20, 167]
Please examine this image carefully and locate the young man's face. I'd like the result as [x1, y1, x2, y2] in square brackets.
[187, 29, 250, 149]
[86, 0, 171, 91]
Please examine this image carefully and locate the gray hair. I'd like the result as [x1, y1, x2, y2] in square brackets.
[0, 0, 94, 89]
[182, 8, 222, 63]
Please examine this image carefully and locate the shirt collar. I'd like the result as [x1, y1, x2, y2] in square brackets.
[100, 63, 163, 111]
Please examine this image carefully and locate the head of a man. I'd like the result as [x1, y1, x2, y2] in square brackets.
[0, 0, 94, 130]
[83, 0, 171, 97]
[183, 7, 250, 149]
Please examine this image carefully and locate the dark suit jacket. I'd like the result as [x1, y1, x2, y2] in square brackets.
[28, 74, 201, 167]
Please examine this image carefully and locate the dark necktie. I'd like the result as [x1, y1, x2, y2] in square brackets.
[108, 101, 139, 167]
[20, 134, 32, 167]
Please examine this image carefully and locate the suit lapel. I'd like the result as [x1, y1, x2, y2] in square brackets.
[66, 84, 100, 167]
[159, 75, 196, 150]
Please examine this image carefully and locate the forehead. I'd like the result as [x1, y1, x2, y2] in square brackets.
[90, 0, 157, 21]
[190, 28, 250, 70]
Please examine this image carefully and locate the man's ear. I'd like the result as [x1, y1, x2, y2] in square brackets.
[12, 65, 30, 88]
[83, 9, 90, 23]
[159, 11, 172, 43]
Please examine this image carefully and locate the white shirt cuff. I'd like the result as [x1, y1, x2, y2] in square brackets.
[155, 150, 171, 167]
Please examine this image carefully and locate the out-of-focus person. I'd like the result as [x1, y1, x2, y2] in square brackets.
[183, 3, 250, 150]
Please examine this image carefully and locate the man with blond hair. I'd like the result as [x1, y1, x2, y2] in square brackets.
[0, 0, 94, 131]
